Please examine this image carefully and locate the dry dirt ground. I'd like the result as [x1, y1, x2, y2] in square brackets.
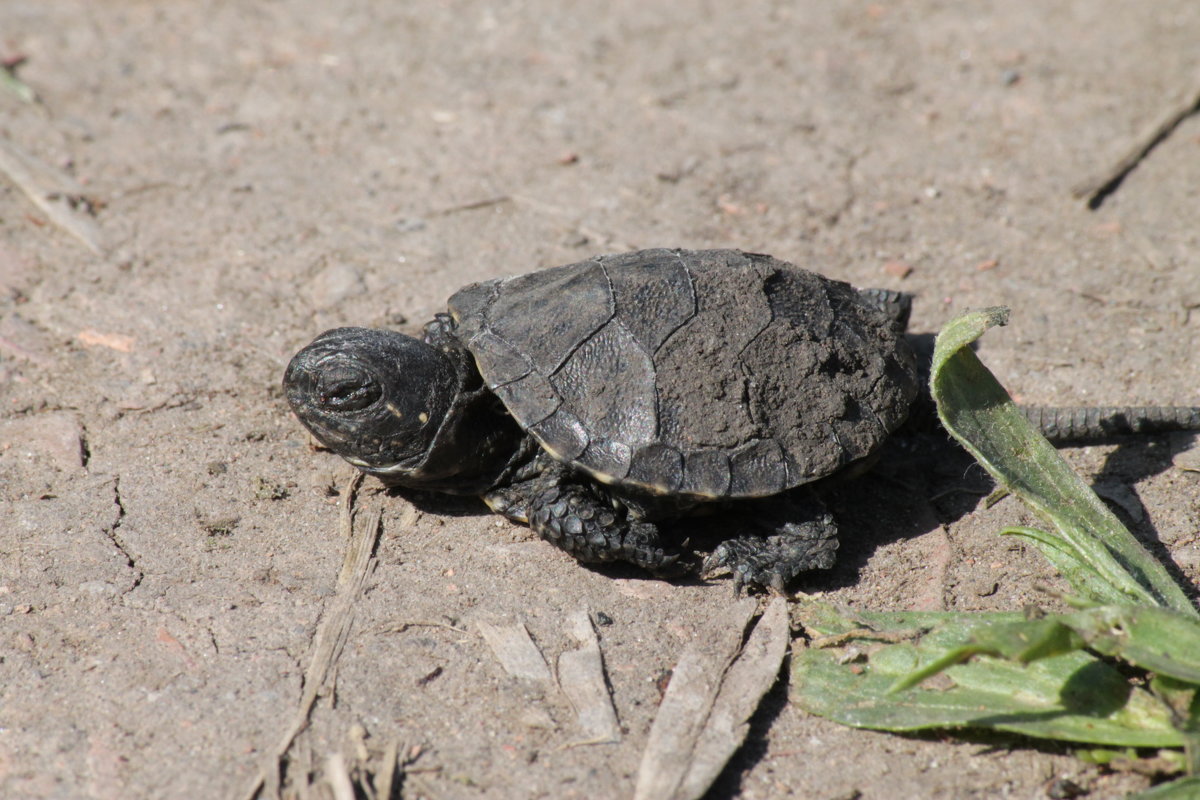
[2, 2, 1199, 798]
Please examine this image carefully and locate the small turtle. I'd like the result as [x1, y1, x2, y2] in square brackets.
[282, 248, 1200, 590]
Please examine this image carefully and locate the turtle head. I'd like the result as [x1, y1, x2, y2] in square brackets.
[284, 327, 458, 479]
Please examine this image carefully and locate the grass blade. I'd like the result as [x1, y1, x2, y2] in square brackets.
[930, 308, 1195, 615]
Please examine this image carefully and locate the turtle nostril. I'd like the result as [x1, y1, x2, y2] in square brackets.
[317, 366, 382, 411]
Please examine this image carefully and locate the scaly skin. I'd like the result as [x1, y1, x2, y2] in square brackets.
[486, 451, 838, 592]
[700, 490, 839, 593]
[484, 455, 682, 574]
[1021, 406, 1200, 442]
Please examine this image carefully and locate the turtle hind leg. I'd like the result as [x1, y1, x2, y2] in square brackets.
[701, 492, 839, 593]
[489, 467, 683, 575]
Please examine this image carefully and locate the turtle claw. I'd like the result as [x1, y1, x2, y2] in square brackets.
[701, 541, 777, 594]
[701, 521, 839, 593]
[699, 543, 734, 580]
[648, 550, 689, 578]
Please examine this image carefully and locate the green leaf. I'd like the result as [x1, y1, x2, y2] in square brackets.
[888, 616, 1085, 692]
[1060, 606, 1200, 685]
[1001, 527, 1133, 607]
[791, 601, 1183, 747]
[1127, 777, 1200, 800]
[929, 308, 1196, 616]
[889, 604, 1200, 698]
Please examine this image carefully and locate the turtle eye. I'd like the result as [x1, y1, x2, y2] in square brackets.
[317, 365, 382, 412]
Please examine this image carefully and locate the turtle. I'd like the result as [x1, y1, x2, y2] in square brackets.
[283, 248, 921, 590]
[282, 248, 1200, 591]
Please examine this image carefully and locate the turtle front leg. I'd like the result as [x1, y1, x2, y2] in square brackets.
[422, 312, 458, 347]
[701, 491, 839, 593]
[484, 471, 681, 575]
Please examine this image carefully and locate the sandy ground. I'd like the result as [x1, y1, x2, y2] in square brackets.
[2, 2, 1199, 798]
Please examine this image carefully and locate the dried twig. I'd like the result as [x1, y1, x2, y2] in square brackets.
[378, 620, 469, 636]
[677, 598, 790, 799]
[428, 195, 512, 216]
[0, 135, 103, 254]
[239, 474, 380, 800]
[476, 621, 555, 685]
[338, 472, 364, 540]
[1073, 80, 1200, 209]
[634, 598, 790, 800]
[557, 610, 621, 744]
[374, 739, 402, 800]
[325, 753, 356, 800]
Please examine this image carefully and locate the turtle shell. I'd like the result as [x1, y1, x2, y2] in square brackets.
[448, 249, 917, 498]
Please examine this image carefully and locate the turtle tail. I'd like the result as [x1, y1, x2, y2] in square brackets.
[1020, 406, 1200, 443]
[900, 330, 1200, 444]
